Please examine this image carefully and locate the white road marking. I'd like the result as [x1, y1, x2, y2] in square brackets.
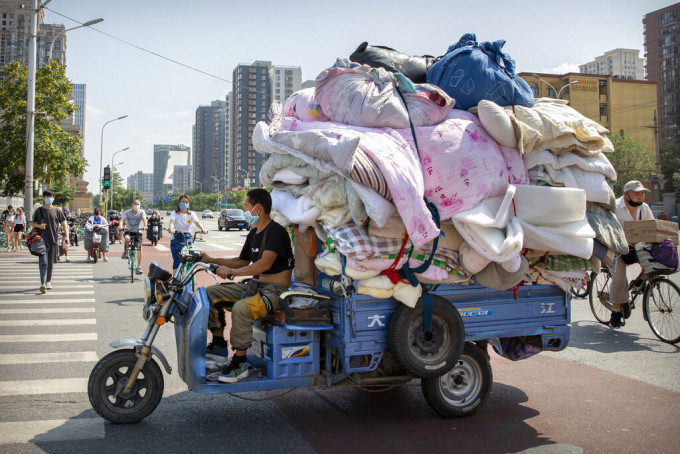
[0, 333, 97, 343]
[0, 308, 95, 314]
[204, 242, 233, 250]
[0, 351, 98, 364]
[1, 284, 93, 291]
[0, 319, 96, 326]
[0, 291, 94, 297]
[0, 418, 105, 444]
[0, 279, 95, 284]
[0, 378, 88, 396]
[0, 298, 95, 305]
[154, 244, 170, 251]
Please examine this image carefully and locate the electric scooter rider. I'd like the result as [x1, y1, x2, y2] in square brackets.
[65, 209, 78, 247]
[121, 200, 147, 275]
[147, 210, 164, 246]
[84, 208, 109, 262]
[200, 189, 294, 383]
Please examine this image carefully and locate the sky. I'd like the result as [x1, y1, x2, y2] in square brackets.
[41, 0, 674, 194]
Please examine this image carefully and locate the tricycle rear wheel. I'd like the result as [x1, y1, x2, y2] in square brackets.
[388, 295, 464, 378]
[421, 342, 492, 418]
[88, 349, 164, 424]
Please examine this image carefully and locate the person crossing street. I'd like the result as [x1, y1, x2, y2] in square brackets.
[31, 190, 69, 293]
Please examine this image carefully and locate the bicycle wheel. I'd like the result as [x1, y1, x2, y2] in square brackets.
[643, 278, 680, 344]
[571, 278, 589, 298]
[589, 270, 613, 324]
[129, 250, 136, 283]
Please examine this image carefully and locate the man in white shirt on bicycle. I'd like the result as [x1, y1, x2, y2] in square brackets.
[610, 180, 654, 328]
[121, 200, 147, 275]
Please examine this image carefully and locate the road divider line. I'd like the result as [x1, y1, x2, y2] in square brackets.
[0, 333, 97, 343]
[0, 418, 105, 444]
[0, 319, 96, 326]
[0, 351, 99, 364]
[3, 285, 94, 291]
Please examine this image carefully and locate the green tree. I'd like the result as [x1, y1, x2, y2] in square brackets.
[50, 176, 77, 207]
[608, 135, 656, 195]
[660, 143, 680, 195]
[0, 61, 85, 196]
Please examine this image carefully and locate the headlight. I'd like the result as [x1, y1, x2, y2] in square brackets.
[143, 278, 154, 306]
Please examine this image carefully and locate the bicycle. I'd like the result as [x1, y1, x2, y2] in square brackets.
[175, 231, 206, 290]
[588, 265, 680, 344]
[124, 232, 143, 283]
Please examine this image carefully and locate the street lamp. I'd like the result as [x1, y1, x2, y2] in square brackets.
[195, 181, 204, 192]
[109, 147, 129, 211]
[237, 168, 253, 189]
[557, 80, 579, 99]
[210, 175, 220, 192]
[99, 115, 128, 208]
[48, 18, 103, 62]
[531, 74, 558, 98]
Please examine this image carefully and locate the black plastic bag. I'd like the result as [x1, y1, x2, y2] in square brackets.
[349, 42, 440, 83]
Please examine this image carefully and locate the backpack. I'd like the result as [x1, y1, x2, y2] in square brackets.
[26, 228, 46, 256]
[426, 33, 535, 110]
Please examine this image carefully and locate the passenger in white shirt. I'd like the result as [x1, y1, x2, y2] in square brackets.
[168, 194, 208, 272]
[609, 180, 654, 328]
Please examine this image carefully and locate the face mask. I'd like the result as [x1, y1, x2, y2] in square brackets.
[626, 196, 644, 207]
[133, 205, 140, 211]
[44, 197, 54, 205]
[180, 202, 189, 211]
[243, 210, 259, 225]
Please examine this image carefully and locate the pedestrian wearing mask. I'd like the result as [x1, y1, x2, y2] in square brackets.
[168, 194, 208, 273]
[3, 205, 15, 251]
[31, 190, 69, 293]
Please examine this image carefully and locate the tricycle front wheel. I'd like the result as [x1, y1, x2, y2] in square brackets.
[421, 342, 492, 418]
[88, 349, 164, 424]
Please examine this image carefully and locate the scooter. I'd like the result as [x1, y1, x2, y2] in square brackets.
[85, 223, 108, 263]
[88, 251, 570, 424]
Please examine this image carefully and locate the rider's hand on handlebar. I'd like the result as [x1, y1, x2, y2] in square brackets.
[216, 266, 234, 280]
[202, 229, 208, 234]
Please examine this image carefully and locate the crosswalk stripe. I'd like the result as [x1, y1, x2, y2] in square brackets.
[154, 244, 170, 251]
[0, 378, 88, 396]
[0, 333, 97, 343]
[2, 284, 93, 291]
[0, 351, 98, 364]
[0, 418, 105, 444]
[0, 299, 95, 305]
[0, 291, 95, 297]
[0, 279, 95, 284]
[0, 319, 96, 326]
[204, 242, 232, 250]
[0, 308, 95, 314]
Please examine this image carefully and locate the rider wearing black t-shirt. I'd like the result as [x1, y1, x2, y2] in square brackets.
[201, 189, 294, 383]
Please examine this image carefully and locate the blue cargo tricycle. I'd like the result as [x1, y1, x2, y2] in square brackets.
[88, 252, 570, 423]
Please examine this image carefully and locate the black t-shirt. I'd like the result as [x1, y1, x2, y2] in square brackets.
[239, 221, 294, 274]
[32, 206, 66, 244]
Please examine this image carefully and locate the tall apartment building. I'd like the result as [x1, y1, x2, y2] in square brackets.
[193, 100, 228, 193]
[579, 49, 645, 80]
[71, 83, 86, 147]
[644, 3, 680, 145]
[153, 144, 190, 198]
[270, 65, 302, 106]
[127, 171, 154, 193]
[232, 61, 272, 188]
[0, 1, 66, 70]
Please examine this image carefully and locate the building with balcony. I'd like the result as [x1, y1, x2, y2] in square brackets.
[193, 100, 227, 193]
[579, 48, 645, 80]
[644, 3, 680, 145]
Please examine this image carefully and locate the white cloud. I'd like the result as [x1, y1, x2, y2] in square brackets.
[539, 62, 581, 74]
[86, 105, 105, 117]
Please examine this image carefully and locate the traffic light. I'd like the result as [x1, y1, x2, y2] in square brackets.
[103, 165, 111, 190]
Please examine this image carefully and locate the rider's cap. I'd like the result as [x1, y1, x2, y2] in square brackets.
[623, 180, 650, 193]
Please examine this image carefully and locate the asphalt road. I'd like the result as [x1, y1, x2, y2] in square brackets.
[0, 218, 678, 453]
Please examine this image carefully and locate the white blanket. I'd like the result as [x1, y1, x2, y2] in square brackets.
[271, 190, 321, 227]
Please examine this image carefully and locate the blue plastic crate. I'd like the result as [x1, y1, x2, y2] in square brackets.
[248, 323, 321, 379]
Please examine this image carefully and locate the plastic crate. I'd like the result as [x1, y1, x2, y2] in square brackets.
[247, 323, 320, 379]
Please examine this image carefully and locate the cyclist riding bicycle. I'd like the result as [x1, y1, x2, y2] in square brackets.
[610, 180, 654, 329]
[121, 199, 147, 275]
[168, 194, 208, 273]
